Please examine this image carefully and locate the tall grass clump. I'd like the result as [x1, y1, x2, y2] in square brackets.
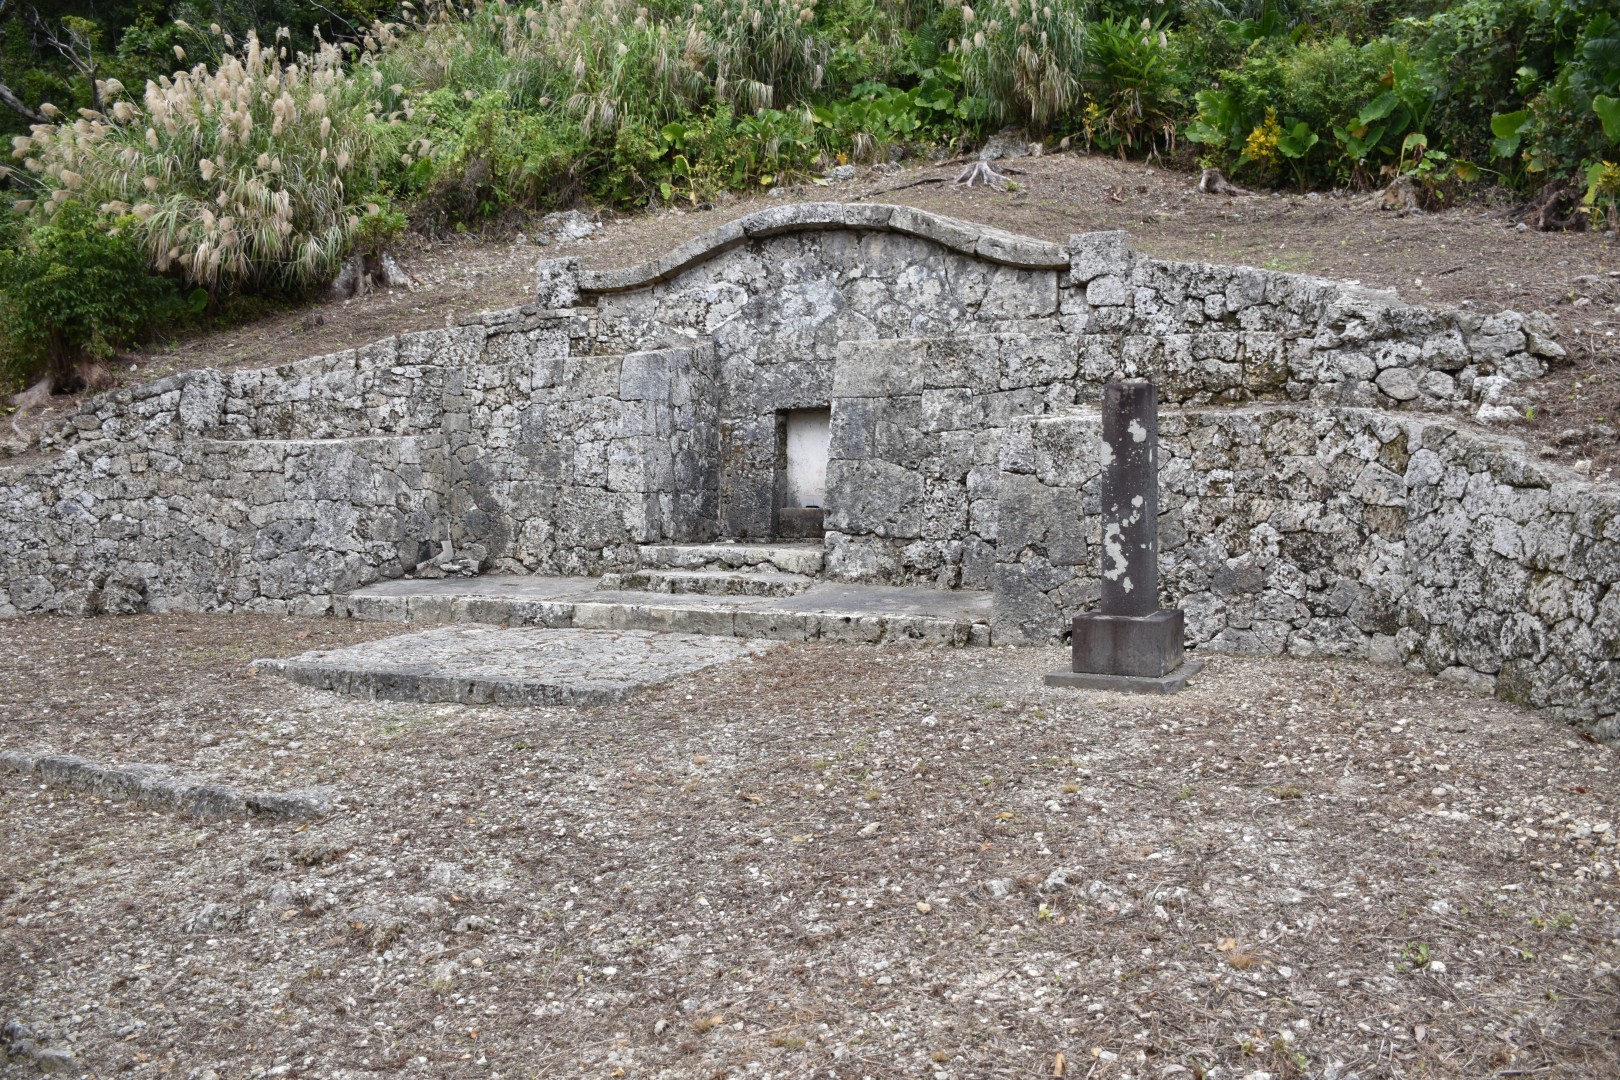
[955, 0, 1088, 132]
[11, 23, 404, 295]
[373, 0, 846, 210]
[387, 0, 831, 122]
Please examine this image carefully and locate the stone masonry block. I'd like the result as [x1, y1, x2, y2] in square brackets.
[1086, 275, 1131, 307]
[535, 257, 582, 308]
[1069, 231, 1134, 285]
[619, 350, 675, 401]
[833, 340, 927, 398]
[1069, 608, 1185, 676]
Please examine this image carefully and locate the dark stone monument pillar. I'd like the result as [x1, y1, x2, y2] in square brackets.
[1099, 379, 1159, 618]
[1045, 379, 1203, 694]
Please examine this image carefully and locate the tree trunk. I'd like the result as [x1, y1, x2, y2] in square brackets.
[0, 81, 44, 123]
[1513, 180, 1587, 232]
[1198, 168, 1253, 196]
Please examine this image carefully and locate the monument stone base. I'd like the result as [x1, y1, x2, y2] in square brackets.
[1045, 607, 1200, 695]
[1070, 608, 1185, 678]
[1044, 659, 1205, 695]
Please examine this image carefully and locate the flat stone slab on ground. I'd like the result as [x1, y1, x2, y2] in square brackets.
[254, 626, 778, 706]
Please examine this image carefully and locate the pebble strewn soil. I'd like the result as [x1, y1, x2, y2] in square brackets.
[2, 614, 1617, 1078]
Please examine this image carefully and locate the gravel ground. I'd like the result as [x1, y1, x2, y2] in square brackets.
[2, 614, 1617, 1079]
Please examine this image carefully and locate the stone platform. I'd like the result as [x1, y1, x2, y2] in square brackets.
[335, 575, 993, 647]
[254, 626, 778, 706]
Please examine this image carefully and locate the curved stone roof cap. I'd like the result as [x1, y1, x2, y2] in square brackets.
[577, 202, 1072, 293]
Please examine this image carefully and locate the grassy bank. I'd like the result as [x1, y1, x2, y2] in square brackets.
[1, 0, 1617, 390]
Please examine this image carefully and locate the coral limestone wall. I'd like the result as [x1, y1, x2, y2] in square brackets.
[994, 405, 1619, 736]
[0, 315, 710, 614]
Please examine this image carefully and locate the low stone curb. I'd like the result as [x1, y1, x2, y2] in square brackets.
[0, 750, 333, 822]
[1, 1019, 76, 1074]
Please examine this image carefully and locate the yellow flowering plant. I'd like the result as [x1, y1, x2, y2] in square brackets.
[1239, 107, 1283, 177]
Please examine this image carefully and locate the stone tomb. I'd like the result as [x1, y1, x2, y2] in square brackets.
[3, 203, 1616, 734]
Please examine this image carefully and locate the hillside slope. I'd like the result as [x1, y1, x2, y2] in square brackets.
[6, 153, 1618, 470]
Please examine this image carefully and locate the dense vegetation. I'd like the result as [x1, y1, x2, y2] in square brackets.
[2, 0, 1617, 391]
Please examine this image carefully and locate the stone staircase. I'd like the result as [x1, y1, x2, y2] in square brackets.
[274, 560, 993, 708]
[334, 539, 992, 647]
[597, 542, 824, 598]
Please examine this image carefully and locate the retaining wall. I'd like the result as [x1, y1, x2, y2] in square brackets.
[993, 405, 1618, 736]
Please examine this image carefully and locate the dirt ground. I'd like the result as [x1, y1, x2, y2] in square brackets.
[5, 152, 1618, 474]
[2, 613, 1617, 1078]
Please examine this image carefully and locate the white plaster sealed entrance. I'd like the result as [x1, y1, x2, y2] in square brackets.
[776, 407, 831, 539]
[783, 409, 830, 508]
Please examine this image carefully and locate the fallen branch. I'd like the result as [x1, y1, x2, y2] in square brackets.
[856, 175, 949, 200]
[0, 79, 42, 123]
[0, 2, 39, 123]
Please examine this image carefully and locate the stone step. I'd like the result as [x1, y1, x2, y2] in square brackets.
[636, 542, 825, 576]
[598, 568, 816, 597]
[336, 575, 991, 647]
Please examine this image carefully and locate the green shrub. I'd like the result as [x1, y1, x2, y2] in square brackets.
[1399, 0, 1540, 168]
[0, 201, 181, 391]
[1080, 14, 1182, 155]
[1187, 33, 1382, 185]
[812, 60, 974, 161]
[374, 0, 864, 209]
[1517, 7, 1620, 180]
[374, 1, 984, 209]
[1331, 44, 1443, 184]
[1404, 0, 1619, 183]
[820, 0, 955, 91]
[8, 0, 1616, 275]
[382, 0, 834, 125]
[679, 106, 819, 190]
[1163, 3, 1270, 93]
[401, 88, 589, 229]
